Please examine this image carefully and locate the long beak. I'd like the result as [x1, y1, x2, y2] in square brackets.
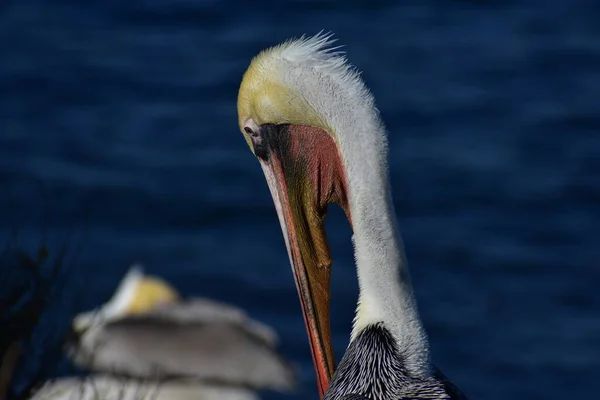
[251, 124, 350, 397]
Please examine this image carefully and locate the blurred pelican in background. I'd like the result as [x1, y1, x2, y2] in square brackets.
[66, 265, 296, 391]
[22, 265, 296, 400]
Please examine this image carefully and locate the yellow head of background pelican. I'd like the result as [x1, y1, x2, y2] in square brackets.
[72, 265, 180, 333]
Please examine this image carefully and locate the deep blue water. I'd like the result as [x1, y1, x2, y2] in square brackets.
[1, 1, 599, 399]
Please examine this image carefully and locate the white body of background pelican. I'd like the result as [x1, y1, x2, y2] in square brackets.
[29, 376, 260, 400]
[30, 265, 295, 400]
[236, 33, 469, 400]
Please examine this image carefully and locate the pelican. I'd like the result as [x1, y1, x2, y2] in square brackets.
[237, 33, 469, 399]
[67, 265, 296, 393]
[5, 265, 295, 400]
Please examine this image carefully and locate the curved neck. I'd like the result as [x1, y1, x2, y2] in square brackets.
[337, 114, 431, 379]
[348, 173, 430, 378]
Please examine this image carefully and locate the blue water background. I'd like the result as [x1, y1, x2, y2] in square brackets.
[1, 1, 599, 399]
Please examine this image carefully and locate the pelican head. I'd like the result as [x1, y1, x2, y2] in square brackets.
[72, 265, 181, 333]
[237, 33, 398, 396]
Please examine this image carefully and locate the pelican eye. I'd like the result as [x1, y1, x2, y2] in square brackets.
[244, 126, 256, 136]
